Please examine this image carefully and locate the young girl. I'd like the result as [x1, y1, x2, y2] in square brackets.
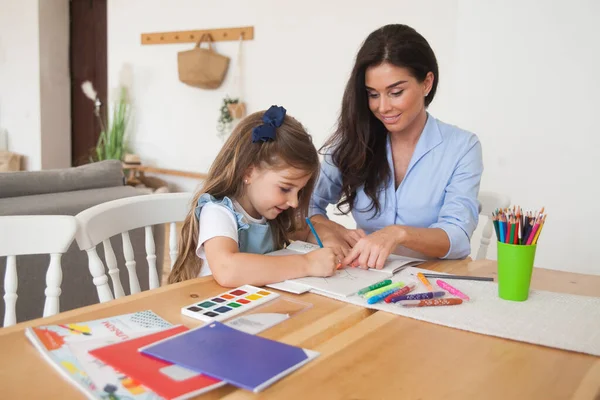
[168, 106, 338, 287]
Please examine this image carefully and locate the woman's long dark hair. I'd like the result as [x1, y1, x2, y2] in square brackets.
[323, 24, 439, 217]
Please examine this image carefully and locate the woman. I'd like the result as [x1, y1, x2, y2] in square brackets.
[309, 24, 483, 269]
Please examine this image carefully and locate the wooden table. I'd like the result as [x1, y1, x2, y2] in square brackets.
[1, 259, 599, 399]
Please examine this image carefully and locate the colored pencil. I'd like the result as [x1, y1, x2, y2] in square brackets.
[421, 274, 494, 282]
[491, 206, 547, 246]
[532, 215, 546, 245]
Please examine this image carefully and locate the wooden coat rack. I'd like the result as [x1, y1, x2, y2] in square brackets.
[141, 26, 254, 45]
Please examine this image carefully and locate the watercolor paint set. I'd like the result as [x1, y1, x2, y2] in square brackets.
[181, 285, 280, 322]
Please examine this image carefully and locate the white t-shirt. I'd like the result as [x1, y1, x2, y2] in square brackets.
[195, 199, 267, 277]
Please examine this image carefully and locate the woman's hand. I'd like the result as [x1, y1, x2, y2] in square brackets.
[342, 226, 403, 269]
[310, 216, 366, 260]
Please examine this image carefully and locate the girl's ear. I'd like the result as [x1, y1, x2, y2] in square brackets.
[243, 165, 255, 184]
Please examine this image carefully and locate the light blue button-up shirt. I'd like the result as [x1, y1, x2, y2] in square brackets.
[309, 114, 483, 259]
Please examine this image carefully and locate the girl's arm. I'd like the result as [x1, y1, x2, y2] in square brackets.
[204, 236, 337, 287]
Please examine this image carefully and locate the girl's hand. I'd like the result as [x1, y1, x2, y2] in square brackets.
[342, 226, 402, 269]
[311, 218, 366, 260]
[303, 248, 338, 277]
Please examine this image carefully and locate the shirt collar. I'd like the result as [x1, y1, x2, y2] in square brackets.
[410, 113, 443, 168]
[232, 199, 266, 224]
[385, 112, 444, 186]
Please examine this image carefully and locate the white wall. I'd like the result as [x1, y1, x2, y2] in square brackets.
[0, 0, 41, 170]
[451, 0, 600, 274]
[0, 0, 70, 171]
[107, 0, 600, 274]
[107, 0, 456, 185]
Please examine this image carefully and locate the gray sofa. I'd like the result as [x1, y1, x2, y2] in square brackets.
[0, 160, 164, 324]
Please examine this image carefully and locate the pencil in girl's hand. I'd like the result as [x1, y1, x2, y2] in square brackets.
[305, 217, 324, 248]
[305, 217, 343, 269]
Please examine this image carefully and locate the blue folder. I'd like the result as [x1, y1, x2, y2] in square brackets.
[140, 321, 318, 392]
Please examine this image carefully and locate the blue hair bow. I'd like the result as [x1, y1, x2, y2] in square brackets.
[251, 105, 287, 143]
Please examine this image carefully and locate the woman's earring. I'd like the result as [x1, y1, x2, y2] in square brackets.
[244, 179, 249, 184]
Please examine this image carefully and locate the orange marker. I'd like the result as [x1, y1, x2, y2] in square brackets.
[401, 298, 463, 308]
[417, 272, 434, 292]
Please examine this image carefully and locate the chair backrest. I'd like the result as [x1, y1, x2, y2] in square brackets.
[75, 192, 193, 303]
[0, 215, 77, 327]
[475, 191, 511, 260]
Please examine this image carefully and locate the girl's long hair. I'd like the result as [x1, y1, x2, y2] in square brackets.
[168, 111, 319, 283]
[323, 24, 439, 217]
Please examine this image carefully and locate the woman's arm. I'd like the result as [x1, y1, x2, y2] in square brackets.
[307, 154, 365, 256]
[309, 215, 365, 254]
[204, 236, 337, 287]
[428, 137, 483, 259]
[341, 225, 448, 268]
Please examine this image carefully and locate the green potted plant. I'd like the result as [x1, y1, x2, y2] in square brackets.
[81, 81, 131, 162]
[217, 96, 246, 140]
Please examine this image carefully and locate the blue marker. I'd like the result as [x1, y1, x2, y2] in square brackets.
[305, 217, 324, 248]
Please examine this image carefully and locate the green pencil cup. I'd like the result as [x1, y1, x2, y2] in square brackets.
[497, 242, 537, 301]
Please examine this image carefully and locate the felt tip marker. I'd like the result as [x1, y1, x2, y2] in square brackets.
[364, 282, 404, 299]
[357, 279, 392, 296]
[417, 272, 434, 291]
[384, 283, 416, 303]
[388, 291, 445, 303]
[436, 279, 470, 301]
[401, 298, 463, 308]
[367, 284, 415, 305]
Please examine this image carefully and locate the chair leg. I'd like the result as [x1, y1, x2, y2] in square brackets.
[43, 254, 62, 317]
[86, 247, 114, 303]
[3, 256, 17, 327]
[122, 231, 141, 294]
[169, 222, 178, 270]
[476, 219, 493, 260]
[103, 239, 125, 298]
[145, 226, 159, 289]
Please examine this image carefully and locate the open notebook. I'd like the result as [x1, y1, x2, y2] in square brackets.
[266, 241, 424, 297]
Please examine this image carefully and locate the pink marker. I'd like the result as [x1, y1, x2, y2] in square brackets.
[436, 279, 470, 301]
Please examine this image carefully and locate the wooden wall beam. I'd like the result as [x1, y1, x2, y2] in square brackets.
[141, 26, 254, 45]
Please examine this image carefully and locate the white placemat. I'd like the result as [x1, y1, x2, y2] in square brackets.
[312, 267, 600, 356]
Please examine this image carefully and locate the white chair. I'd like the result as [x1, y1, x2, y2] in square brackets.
[0, 215, 77, 327]
[75, 192, 193, 303]
[475, 191, 511, 260]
